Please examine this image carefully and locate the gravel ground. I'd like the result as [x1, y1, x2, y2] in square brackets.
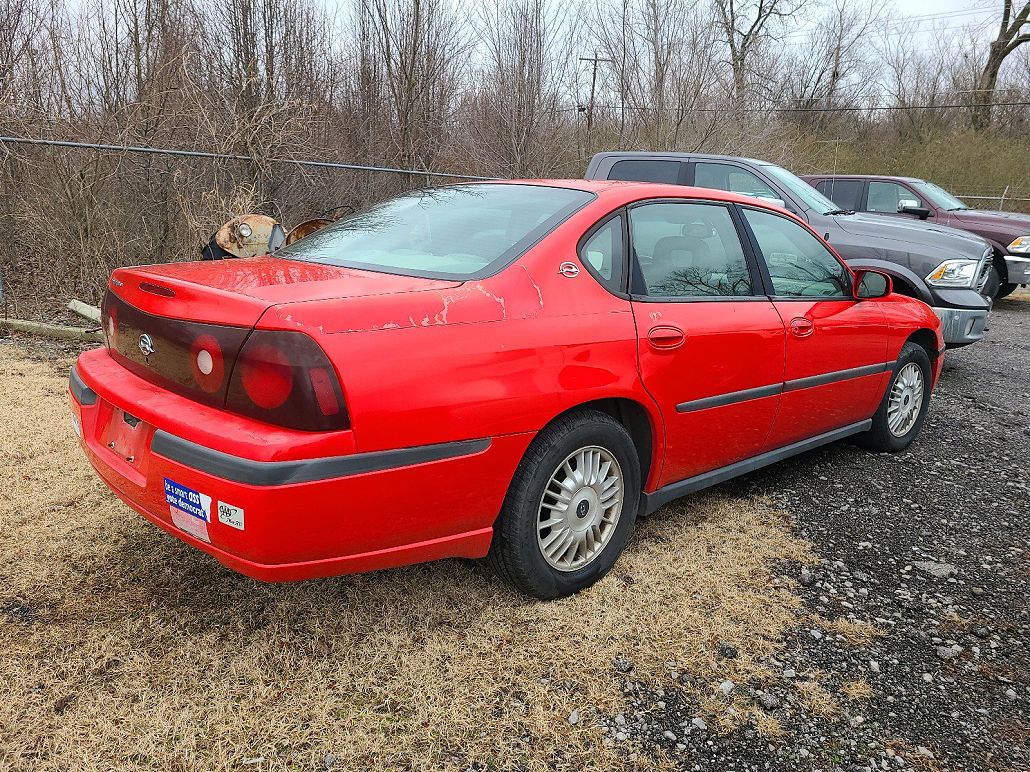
[3, 294, 1027, 771]
[606, 293, 1030, 770]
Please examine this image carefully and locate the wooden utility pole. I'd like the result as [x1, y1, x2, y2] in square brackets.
[579, 53, 612, 132]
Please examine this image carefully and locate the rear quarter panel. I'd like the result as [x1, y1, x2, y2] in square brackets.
[258, 212, 664, 468]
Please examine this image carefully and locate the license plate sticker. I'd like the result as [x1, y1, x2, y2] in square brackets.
[164, 478, 212, 543]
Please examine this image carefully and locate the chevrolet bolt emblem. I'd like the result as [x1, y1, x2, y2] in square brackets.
[138, 333, 155, 357]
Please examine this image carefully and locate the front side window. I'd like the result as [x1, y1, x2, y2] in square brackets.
[815, 179, 863, 212]
[277, 183, 594, 280]
[609, 159, 682, 184]
[629, 202, 753, 298]
[867, 181, 922, 213]
[694, 162, 779, 204]
[580, 214, 625, 290]
[742, 208, 850, 298]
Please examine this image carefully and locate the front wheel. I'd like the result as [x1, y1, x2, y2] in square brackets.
[488, 410, 641, 599]
[982, 265, 1002, 299]
[860, 342, 932, 452]
[997, 282, 1018, 300]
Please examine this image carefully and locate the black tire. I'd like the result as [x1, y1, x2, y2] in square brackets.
[997, 282, 1018, 300]
[487, 410, 641, 599]
[860, 342, 932, 452]
[982, 265, 1002, 299]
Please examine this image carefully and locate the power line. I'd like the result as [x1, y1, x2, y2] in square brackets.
[0, 136, 497, 180]
[555, 100, 1030, 114]
[780, 6, 997, 41]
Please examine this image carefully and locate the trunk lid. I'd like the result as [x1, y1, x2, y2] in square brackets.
[103, 255, 461, 409]
[110, 255, 462, 326]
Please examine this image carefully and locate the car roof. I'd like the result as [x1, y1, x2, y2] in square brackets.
[493, 178, 794, 210]
[804, 173, 926, 184]
[589, 151, 770, 165]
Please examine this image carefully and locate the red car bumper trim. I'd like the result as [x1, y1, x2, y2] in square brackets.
[150, 430, 492, 486]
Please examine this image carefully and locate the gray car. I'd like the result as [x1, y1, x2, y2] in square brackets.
[584, 152, 993, 347]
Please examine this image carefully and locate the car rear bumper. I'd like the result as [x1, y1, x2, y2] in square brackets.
[1002, 254, 1030, 285]
[70, 349, 531, 581]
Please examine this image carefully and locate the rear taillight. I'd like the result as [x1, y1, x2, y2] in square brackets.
[101, 289, 250, 409]
[226, 330, 349, 431]
[190, 334, 225, 394]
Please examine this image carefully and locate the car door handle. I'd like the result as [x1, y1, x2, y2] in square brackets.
[789, 318, 815, 338]
[647, 325, 685, 350]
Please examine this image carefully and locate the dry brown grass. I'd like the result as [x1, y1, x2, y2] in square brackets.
[793, 680, 839, 720]
[840, 680, 874, 701]
[0, 341, 815, 771]
[816, 617, 884, 646]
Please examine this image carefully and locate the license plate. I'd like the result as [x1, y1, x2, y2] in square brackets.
[99, 407, 152, 471]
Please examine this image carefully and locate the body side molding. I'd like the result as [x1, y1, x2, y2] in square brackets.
[675, 362, 893, 413]
[783, 362, 892, 392]
[676, 383, 782, 413]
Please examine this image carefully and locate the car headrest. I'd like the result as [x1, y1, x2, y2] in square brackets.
[681, 222, 713, 238]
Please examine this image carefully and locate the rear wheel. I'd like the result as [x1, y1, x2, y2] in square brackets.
[488, 410, 640, 599]
[860, 342, 932, 452]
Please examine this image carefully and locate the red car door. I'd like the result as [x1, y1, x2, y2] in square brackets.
[628, 199, 786, 488]
[739, 206, 890, 447]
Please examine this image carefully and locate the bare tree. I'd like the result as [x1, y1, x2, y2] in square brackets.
[588, 0, 719, 149]
[465, 0, 576, 177]
[878, 29, 958, 140]
[971, 0, 1029, 130]
[776, 0, 884, 130]
[713, 0, 801, 99]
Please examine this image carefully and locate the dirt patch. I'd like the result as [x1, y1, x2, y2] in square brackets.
[0, 342, 815, 771]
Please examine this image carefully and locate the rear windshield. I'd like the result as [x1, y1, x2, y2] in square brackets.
[277, 183, 595, 280]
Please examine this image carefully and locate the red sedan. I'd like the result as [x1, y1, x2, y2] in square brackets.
[70, 180, 944, 599]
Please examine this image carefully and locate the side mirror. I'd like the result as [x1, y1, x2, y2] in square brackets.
[854, 269, 892, 299]
[897, 200, 931, 219]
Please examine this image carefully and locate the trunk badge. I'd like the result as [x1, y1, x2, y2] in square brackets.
[139, 334, 155, 357]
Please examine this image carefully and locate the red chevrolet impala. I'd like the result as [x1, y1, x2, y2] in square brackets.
[69, 180, 944, 599]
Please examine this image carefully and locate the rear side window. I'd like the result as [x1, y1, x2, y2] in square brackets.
[629, 202, 754, 298]
[815, 179, 863, 211]
[742, 208, 850, 298]
[580, 214, 625, 291]
[609, 160, 682, 184]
